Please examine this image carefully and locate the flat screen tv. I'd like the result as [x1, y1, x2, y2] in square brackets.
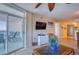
[36, 22, 46, 30]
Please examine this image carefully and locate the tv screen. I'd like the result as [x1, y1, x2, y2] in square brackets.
[36, 22, 46, 30]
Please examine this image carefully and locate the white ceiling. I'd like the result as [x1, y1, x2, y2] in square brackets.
[15, 3, 79, 19]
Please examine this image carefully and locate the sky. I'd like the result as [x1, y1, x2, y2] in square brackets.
[0, 21, 6, 31]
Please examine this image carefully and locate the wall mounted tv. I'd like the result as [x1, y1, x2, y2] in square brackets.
[36, 22, 46, 30]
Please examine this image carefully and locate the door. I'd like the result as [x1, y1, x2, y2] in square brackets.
[7, 16, 24, 53]
[0, 13, 7, 54]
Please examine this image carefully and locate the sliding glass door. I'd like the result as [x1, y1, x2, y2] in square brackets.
[0, 13, 7, 54]
[0, 12, 24, 54]
[7, 16, 24, 53]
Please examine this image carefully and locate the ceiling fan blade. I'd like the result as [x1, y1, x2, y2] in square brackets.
[35, 3, 42, 8]
[48, 3, 55, 12]
[66, 3, 71, 4]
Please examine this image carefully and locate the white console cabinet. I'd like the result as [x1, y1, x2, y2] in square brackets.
[37, 34, 49, 46]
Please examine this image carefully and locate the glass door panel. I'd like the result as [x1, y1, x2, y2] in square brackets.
[0, 13, 7, 54]
[7, 16, 24, 53]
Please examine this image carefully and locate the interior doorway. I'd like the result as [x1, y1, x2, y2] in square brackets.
[54, 23, 60, 39]
[67, 25, 75, 39]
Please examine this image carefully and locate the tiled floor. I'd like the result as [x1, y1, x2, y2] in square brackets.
[10, 38, 79, 55]
[59, 38, 79, 55]
[59, 38, 77, 49]
[10, 47, 33, 55]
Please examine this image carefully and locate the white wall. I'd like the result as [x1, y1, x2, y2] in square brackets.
[26, 12, 55, 47]
[32, 14, 54, 43]
[26, 12, 33, 47]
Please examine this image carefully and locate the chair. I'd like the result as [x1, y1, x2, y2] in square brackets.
[0, 33, 4, 43]
[8, 32, 18, 42]
[0, 33, 5, 49]
[8, 32, 21, 42]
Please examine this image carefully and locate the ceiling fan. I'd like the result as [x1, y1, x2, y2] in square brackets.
[35, 3, 70, 12]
